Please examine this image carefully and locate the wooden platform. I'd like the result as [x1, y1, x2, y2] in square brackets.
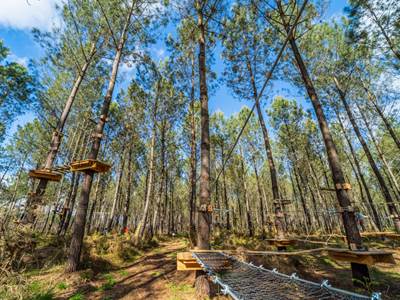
[177, 252, 202, 271]
[70, 159, 111, 173]
[28, 169, 62, 182]
[266, 239, 297, 247]
[326, 248, 396, 265]
[361, 232, 400, 240]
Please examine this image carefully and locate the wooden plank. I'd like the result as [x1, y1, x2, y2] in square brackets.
[326, 248, 395, 265]
[28, 169, 62, 182]
[70, 159, 111, 173]
[266, 239, 297, 247]
[177, 252, 202, 271]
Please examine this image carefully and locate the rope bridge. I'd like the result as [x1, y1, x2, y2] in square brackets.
[192, 251, 381, 300]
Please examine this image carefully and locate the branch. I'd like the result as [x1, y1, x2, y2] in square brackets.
[67, 0, 89, 62]
[95, 0, 119, 50]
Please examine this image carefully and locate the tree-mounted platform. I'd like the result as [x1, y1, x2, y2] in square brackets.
[177, 247, 396, 270]
[70, 159, 111, 173]
[326, 248, 396, 265]
[28, 169, 62, 182]
[273, 199, 292, 206]
[266, 239, 297, 247]
[361, 231, 400, 240]
[177, 252, 202, 271]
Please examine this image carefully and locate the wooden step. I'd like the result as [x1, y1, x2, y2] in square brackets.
[177, 252, 202, 271]
[266, 239, 297, 247]
[326, 248, 396, 265]
[70, 159, 111, 173]
[28, 169, 62, 182]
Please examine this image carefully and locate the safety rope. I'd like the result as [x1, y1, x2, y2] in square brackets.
[192, 251, 381, 300]
[212, 0, 309, 187]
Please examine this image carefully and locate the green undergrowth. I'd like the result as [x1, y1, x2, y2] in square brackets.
[0, 233, 163, 300]
[167, 282, 195, 300]
[98, 274, 117, 291]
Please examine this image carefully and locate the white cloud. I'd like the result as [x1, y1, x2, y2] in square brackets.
[156, 48, 165, 58]
[0, 0, 60, 30]
[7, 53, 29, 66]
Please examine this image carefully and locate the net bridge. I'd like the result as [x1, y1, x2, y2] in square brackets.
[191, 251, 381, 300]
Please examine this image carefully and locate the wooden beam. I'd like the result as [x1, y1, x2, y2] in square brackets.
[28, 169, 62, 182]
[177, 252, 202, 271]
[326, 248, 395, 265]
[70, 159, 111, 173]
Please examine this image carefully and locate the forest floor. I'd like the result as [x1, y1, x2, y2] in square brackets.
[2, 234, 400, 300]
[23, 238, 202, 300]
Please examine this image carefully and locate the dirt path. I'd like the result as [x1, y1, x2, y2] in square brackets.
[82, 239, 195, 300]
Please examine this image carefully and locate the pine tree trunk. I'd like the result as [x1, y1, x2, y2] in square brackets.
[221, 145, 230, 231]
[43, 176, 65, 234]
[189, 50, 197, 244]
[107, 153, 125, 232]
[357, 103, 400, 200]
[333, 107, 381, 230]
[239, 149, 253, 237]
[277, 3, 364, 254]
[122, 146, 133, 233]
[3, 156, 27, 226]
[361, 81, 400, 151]
[251, 155, 265, 237]
[245, 54, 281, 237]
[196, 6, 211, 250]
[364, 2, 400, 61]
[334, 77, 400, 232]
[152, 121, 167, 235]
[87, 175, 102, 235]
[61, 173, 81, 236]
[134, 90, 159, 244]
[65, 2, 135, 272]
[22, 43, 97, 225]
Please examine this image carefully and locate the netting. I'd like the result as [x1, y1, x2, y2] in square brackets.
[192, 251, 381, 300]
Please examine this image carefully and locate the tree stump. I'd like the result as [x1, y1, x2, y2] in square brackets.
[195, 271, 211, 300]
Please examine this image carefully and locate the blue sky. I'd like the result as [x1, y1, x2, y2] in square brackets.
[0, 0, 347, 142]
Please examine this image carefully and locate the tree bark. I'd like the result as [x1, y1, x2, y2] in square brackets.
[333, 106, 382, 230]
[277, 2, 364, 253]
[134, 86, 159, 244]
[65, 2, 135, 272]
[152, 121, 167, 235]
[22, 43, 97, 225]
[220, 144, 230, 231]
[245, 52, 281, 237]
[251, 155, 265, 237]
[357, 103, 400, 200]
[107, 152, 125, 232]
[189, 49, 197, 244]
[122, 145, 133, 233]
[87, 174, 102, 235]
[239, 148, 253, 237]
[196, 5, 211, 250]
[334, 77, 400, 232]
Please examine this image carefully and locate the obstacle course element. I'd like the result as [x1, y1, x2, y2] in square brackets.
[28, 169, 62, 182]
[266, 238, 297, 248]
[28, 160, 111, 182]
[69, 159, 111, 173]
[177, 252, 202, 271]
[192, 251, 379, 300]
[326, 248, 395, 265]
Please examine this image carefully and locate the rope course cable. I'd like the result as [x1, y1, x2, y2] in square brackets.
[212, 0, 308, 187]
[192, 251, 381, 300]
